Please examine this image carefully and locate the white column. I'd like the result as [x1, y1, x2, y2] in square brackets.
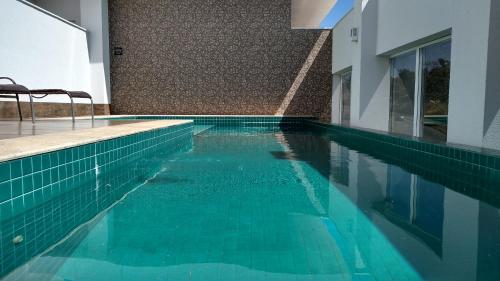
[482, 0, 500, 150]
[447, 0, 497, 148]
[350, 0, 390, 131]
[80, 0, 111, 105]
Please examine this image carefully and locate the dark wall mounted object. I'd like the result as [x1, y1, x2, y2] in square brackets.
[113, 47, 123, 56]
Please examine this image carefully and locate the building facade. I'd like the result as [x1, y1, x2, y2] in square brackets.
[331, 0, 500, 150]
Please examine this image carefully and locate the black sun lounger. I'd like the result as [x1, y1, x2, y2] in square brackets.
[29, 89, 94, 123]
[0, 77, 95, 123]
[0, 77, 36, 123]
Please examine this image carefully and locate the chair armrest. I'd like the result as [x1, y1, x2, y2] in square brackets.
[0, 77, 16, 84]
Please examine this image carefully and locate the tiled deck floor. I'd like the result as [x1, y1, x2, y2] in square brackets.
[0, 118, 192, 162]
[0, 119, 141, 140]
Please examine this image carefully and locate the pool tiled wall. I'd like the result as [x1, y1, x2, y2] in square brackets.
[108, 116, 313, 127]
[307, 120, 500, 172]
[0, 122, 193, 221]
[0, 122, 193, 277]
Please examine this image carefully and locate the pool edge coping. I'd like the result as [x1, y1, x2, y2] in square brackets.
[0, 120, 193, 163]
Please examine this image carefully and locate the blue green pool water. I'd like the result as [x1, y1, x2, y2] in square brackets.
[3, 126, 500, 280]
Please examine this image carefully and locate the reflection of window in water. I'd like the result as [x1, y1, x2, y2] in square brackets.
[329, 144, 349, 186]
[374, 166, 444, 256]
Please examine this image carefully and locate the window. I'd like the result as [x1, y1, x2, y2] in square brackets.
[390, 51, 416, 136]
[389, 39, 451, 142]
[341, 72, 352, 126]
[421, 41, 451, 142]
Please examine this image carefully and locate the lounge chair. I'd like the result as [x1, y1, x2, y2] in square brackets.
[30, 89, 94, 122]
[0, 77, 35, 123]
[0, 77, 95, 123]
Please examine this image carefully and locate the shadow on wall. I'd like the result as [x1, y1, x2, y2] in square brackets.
[358, 0, 390, 127]
[108, 0, 332, 122]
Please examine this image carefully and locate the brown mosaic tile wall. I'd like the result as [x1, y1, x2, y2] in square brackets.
[108, 0, 332, 121]
[0, 101, 110, 119]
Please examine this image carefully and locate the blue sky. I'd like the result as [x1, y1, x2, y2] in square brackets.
[320, 0, 354, 29]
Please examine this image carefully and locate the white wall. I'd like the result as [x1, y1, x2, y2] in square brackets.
[483, 0, 500, 150]
[331, 10, 354, 124]
[332, 10, 354, 74]
[354, 0, 390, 131]
[330, 0, 500, 149]
[0, 0, 110, 105]
[446, 0, 500, 150]
[376, 0, 452, 55]
[332, 0, 391, 131]
[80, 0, 111, 104]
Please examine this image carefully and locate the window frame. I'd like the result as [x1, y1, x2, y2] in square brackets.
[339, 70, 352, 126]
[389, 36, 452, 139]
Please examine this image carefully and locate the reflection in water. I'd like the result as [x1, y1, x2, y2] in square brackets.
[286, 130, 500, 281]
[3, 127, 500, 281]
[376, 167, 444, 256]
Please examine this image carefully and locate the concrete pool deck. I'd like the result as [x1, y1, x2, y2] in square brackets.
[0, 119, 193, 162]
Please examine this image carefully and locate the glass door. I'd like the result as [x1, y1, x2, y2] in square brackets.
[341, 72, 352, 126]
[389, 38, 451, 142]
[389, 51, 417, 136]
[420, 40, 451, 142]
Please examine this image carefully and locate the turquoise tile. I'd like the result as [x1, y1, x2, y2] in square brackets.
[23, 193, 34, 210]
[21, 158, 33, 176]
[10, 160, 22, 179]
[0, 201, 12, 221]
[42, 170, 51, 187]
[0, 161, 9, 183]
[33, 172, 43, 190]
[49, 152, 59, 167]
[65, 149, 73, 163]
[0, 181, 11, 202]
[11, 178, 23, 198]
[42, 186, 52, 201]
[58, 150, 67, 164]
[50, 168, 59, 183]
[52, 183, 61, 196]
[59, 166, 67, 179]
[32, 155, 42, 172]
[41, 154, 51, 169]
[33, 189, 43, 204]
[12, 197, 24, 216]
[23, 175, 34, 193]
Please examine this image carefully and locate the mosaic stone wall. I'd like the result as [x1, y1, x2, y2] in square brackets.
[0, 101, 110, 119]
[108, 0, 332, 121]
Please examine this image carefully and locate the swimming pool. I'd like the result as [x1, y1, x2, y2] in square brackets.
[2, 124, 500, 280]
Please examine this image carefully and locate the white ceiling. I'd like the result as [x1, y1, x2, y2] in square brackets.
[291, 0, 338, 29]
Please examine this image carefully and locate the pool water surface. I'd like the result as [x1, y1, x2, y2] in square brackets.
[4, 126, 500, 281]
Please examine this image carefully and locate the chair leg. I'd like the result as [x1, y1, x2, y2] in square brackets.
[28, 94, 35, 123]
[70, 97, 75, 123]
[15, 94, 22, 121]
[90, 98, 94, 122]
